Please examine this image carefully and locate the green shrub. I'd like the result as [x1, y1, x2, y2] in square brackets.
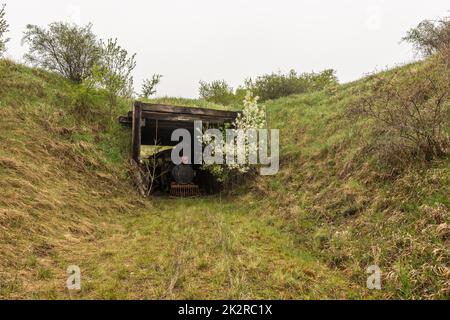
[0, 4, 9, 56]
[199, 80, 235, 105]
[91, 38, 136, 116]
[22, 22, 100, 83]
[141, 74, 162, 99]
[246, 69, 338, 101]
[199, 70, 338, 105]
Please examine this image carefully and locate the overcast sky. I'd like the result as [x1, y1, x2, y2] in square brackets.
[2, 0, 449, 98]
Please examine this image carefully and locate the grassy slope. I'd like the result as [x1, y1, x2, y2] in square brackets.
[0, 59, 361, 299]
[251, 61, 449, 299]
[0, 59, 150, 297]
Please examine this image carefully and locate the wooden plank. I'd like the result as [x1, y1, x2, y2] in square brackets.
[131, 101, 142, 162]
[141, 111, 236, 123]
[135, 101, 239, 118]
[119, 101, 239, 131]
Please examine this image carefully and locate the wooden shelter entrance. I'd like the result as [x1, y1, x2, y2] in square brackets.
[119, 101, 239, 195]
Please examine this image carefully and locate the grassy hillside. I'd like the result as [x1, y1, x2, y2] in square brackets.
[0, 58, 448, 299]
[0, 59, 151, 297]
[250, 61, 450, 299]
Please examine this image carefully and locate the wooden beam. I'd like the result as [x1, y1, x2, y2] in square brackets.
[141, 111, 235, 123]
[135, 101, 239, 118]
[120, 101, 240, 131]
[132, 101, 142, 162]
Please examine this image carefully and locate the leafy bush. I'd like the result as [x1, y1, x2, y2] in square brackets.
[91, 38, 136, 115]
[199, 70, 338, 105]
[402, 16, 450, 57]
[246, 69, 338, 101]
[199, 80, 236, 105]
[22, 22, 100, 83]
[0, 4, 9, 56]
[350, 54, 449, 165]
[141, 74, 162, 99]
[71, 80, 109, 120]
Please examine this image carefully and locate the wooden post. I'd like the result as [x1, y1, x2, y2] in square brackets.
[132, 101, 142, 162]
[155, 119, 158, 144]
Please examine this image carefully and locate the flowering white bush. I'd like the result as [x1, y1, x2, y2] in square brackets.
[200, 91, 267, 180]
[234, 91, 267, 130]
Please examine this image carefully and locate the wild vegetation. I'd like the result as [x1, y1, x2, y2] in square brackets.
[402, 16, 450, 57]
[22, 22, 100, 84]
[0, 12, 449, 299]
[199, 80, 238, 106]
[349, 54, 449, 165]
[245, 69, 338, 102]
[0, 4, 8, 56]
[141, 74, 163, 99]
[198, 91, 267, 182]
[198, 69, 338, 106]
[90, 38, 136, 115]
[21, 21, 139, 118]
[253, 61, 449, 299]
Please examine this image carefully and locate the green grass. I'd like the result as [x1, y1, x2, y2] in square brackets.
[25, 197, 365, 299]
[1, 58, 448, 299]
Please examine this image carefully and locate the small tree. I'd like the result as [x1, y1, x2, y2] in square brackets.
[93, 38, 136, 115]
[141, 74, 162, 99]
[22, 22, 100, 83]
[0, 4, 9, 56]
[402, 16, 450, 57]
[199, 80, 235, 105]
[199, 91, 267, 181]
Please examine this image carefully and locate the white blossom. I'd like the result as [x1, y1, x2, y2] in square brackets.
[200, 91, 267, 179]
